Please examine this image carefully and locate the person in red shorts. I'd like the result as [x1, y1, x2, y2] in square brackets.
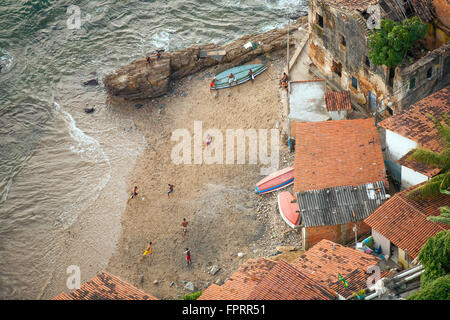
[185, 248, 191, 266]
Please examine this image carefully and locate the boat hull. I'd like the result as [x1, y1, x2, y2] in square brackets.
[212, 64, 267, 90]
[255, 166, 294, 194]
[277, 191, 300, 228]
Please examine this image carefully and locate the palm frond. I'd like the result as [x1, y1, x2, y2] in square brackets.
[407, 148, 444, 168]
[427, 206, 450, 225]
[407, 176, 445, 200]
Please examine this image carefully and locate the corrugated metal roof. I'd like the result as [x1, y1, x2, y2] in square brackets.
[296, 181, 388, 227]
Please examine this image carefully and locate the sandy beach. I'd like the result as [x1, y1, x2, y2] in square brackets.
[105, 49, 306, 299]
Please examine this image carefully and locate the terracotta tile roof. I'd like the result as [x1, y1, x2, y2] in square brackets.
[198, 258, 277, 300]
[325, 91, 352, 111]
[364, 184, 450, 259]
[53, 272, 158, 300]
[291, 240, 381, 293]
[379, 86, 450, 153]
[294, 119, 388, 192]
[397, 150, 441, 177]
[323, 0, 378, 11]
[328, 268, 390, 298]
[247, 260, 337, 300]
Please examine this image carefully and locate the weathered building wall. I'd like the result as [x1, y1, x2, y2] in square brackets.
[394, 43, 450, 111]
[303, 220, 371, 250]
[308, 0, 450, 115]
[308, 0, 392, 113]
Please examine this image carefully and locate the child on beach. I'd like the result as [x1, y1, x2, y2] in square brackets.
[181, 218, 188, 238]
[206, 134, 212, 147]
[146, 56, 152, 65]
[127, 186, 138, 204]
[248, 69, 254, 83]
[142, 241, 153, 259]
[228, 73, 237, 87]
[209, 78, 216, 91]
[168, 184, 175, 197]
[185, 248, 191, 266]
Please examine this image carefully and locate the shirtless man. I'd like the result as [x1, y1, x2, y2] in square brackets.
[185, 248, 191, 266]
[248, 69, 254, 83]
[127, 186, 138, 204]
[279, 72, 288, 86]
[181, 218, 188, 238]
[168, 184, 175, 197]
[228, 73, 237, 87]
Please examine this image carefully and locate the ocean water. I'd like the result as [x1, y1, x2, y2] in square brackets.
[0, 0, 307, 299]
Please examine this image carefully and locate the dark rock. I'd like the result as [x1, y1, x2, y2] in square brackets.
[84, 107, 95, 114]
[84, 79, 99, 86]
[135, 103, 143, 109]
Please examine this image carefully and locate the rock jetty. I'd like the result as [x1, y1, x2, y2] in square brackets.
[103, 17, 306, 100]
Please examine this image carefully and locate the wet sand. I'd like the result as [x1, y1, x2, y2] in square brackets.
[105, 50, 303, 299]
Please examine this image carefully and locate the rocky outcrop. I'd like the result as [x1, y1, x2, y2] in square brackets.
[103, 17, 307, 100]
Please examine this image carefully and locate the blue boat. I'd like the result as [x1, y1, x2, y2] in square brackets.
[211, 64, 267, 90]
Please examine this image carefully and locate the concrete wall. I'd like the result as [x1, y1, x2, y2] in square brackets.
[303, 220, 371, 250]
[372, 229, 390, 257]
[328, 110, 347, 120]
[401, 165, 429, 189]
[385, 129, 418, 161]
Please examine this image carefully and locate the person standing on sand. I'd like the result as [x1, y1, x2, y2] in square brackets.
[185, 248, 191, 266]
[206, 134, 212, 147]
[181, 218, 188, 238]
[127, 186, 138, 204]
[168, 184, 175, 197]
[142, 241, 153, 259]
[209, 77, 216, 91]
[146, 56, 152, 65]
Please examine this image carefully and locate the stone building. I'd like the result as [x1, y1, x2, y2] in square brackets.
[308, 0, 450, 115]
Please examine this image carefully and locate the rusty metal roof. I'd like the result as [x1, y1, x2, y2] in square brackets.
[296, 181, 388, 227]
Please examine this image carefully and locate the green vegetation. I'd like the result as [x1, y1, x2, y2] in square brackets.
[407, 275, 450, 300]
[406, 114, 450, 218]
[182, 291, 202, 300]
[368, 17, 428, 68]
[417, 231, 450, 285]
[407, 231, 450, 300]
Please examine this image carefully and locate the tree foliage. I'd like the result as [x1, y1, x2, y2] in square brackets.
[182, 291, 202, 300]
[368, 17, 428, 68]
[417, 231, 450, 285]
[407, 275, 450, 300]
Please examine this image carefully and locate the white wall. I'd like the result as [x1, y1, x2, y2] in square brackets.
[372, 229, 390, 257]
[385, 130, 418, 161]
[401, 165, 429, 190]
[328, 110, 347, 120]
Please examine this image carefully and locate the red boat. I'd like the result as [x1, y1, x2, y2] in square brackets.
[277, 191, 300, 228]
[255, 166, 294, 194]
